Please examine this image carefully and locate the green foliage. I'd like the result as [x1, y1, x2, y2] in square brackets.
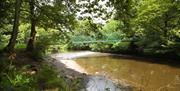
[37, 64, 67, 90]
[0, 24, 12, 47]
[102, 20, 123, 33]
[0, 0, 14, 27]
[15, 44, 26, 50]
[0, 55, 84, 91]
[35, 28, 68, 54]
[0, 60, 37, 91]
[76, 0, 112, 22]
[35, 0, 77, 31]
[17, 24, 30, 44]
[112, 42, 130, 52]
[101, 20, 126, 40]
[69, 19, 129, 52]
[0, 0, 180, 90]
[0, 0, 178, 59]
[135, 0, 180, 45]
[73, 19, 101, 37]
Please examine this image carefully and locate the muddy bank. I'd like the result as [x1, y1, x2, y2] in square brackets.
[48, 51, 132, 91]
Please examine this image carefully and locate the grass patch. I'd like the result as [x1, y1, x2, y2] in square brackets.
[15, 44, 26, 50]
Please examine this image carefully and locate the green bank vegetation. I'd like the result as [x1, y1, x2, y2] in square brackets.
[0, 52, 84, 91]
[69, 0, 180, 60]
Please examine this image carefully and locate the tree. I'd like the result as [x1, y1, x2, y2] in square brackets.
[109, 0, 136, 36]
[135, 0, 180, 48]
[76, 0, 113, 24]
[0, 0, 14, 44]
[0, 0, 14, 28]
[4, 0, 21, 52]
[26, 0, 76, 51]
[102, 20, 125, 40]
[26, 0, 36, 51]
[73, 19, 101, 38]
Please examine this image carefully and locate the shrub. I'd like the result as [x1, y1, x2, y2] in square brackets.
[111, 42, 130, 53]
[89, 43, 112, 52]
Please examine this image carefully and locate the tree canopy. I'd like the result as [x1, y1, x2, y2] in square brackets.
[0, 0, 179, 59]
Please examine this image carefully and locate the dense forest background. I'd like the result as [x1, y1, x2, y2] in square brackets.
[1, 0, 180, 59]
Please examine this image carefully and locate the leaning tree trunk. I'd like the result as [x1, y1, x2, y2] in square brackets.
[5, 0, 21, 52]
[26, 0, 36, 51]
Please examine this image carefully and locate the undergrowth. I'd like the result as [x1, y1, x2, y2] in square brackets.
[0, 52, 84, 91]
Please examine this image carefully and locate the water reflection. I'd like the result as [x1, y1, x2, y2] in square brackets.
[75, 56, 180, 91]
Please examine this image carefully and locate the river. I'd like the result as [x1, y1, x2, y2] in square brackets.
[52, 51, 180, 91]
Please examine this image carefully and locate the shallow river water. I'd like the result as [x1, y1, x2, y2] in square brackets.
[75, 55, 180, 91]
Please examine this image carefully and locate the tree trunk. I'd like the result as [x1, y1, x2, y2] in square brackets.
[26, 0, 36, 51]
[5, 0, 21, 52]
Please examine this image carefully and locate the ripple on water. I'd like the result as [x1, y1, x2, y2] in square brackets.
[85, 76, 131, 91]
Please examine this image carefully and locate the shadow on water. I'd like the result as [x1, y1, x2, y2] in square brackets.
[74, 54, 180, 91]
[109, 54, 180, 68]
